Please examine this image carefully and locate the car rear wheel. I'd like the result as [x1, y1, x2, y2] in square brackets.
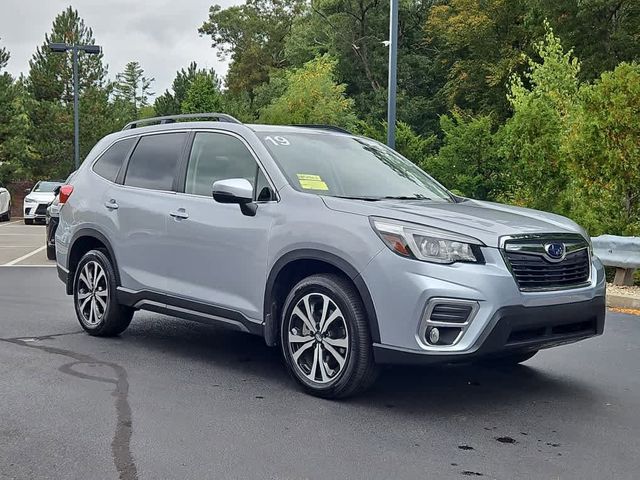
[280, 274, 378, 399]
[0, 204, 10, 221]
[46, 243, 56, 260]
[73, 249, 133, 337]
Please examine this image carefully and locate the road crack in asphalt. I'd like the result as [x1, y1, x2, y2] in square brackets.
[0, 336, 138, 480]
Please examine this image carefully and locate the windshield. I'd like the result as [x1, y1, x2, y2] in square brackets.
[33, 181, 63, 193]
[257, 132, 452, 201]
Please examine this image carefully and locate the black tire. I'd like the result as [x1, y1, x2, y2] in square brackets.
[46, 243, 56, 260]
[24, 218, 33, 225]
[73, 249, 133, 337]
[280, 273, 378, 399]
[0, 204, 10, 221]
[482, 350, 538, 366]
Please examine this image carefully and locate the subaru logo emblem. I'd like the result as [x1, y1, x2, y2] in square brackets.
[544, 242, 565, 261]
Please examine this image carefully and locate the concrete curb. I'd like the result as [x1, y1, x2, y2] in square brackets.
[607, 294, 640, 310]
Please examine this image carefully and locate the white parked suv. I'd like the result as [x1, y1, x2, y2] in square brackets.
[0, 182, 11, 221]
[23, 180, 63, 224]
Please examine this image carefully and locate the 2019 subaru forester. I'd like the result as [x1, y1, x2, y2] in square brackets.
[55, 113, 606, 398]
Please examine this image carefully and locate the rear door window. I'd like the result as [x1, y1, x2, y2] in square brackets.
[124, 133, 187, 191]
[93, 137, 136, 182]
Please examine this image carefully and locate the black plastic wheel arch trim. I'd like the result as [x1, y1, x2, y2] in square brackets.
[262, 249, 381, 346]
[66, 228, 121, 295]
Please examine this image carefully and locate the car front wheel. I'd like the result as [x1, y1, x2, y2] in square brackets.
[73, 249, 133, 337]
[280, 274, 378, 399]
[46, 243, 56, 260]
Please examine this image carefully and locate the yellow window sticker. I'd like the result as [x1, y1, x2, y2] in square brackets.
[297, 174, 328, 191]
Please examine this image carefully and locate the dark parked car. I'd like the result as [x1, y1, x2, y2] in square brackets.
[46, 173, 75, 260]
[46, 193, 61, 260]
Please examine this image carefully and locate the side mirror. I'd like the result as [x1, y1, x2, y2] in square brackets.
[25, 188, 31, 194]
[212, 178, 257, 216]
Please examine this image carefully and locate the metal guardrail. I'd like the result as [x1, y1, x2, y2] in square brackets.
[592, 235, 640, 286]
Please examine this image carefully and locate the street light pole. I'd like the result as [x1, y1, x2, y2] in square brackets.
[72, 47, 80, 171]
[49, 43, 102, 171]
[386, 0, 399, 149]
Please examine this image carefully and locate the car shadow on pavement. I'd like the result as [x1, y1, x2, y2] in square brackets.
[109, 312, 597, 414]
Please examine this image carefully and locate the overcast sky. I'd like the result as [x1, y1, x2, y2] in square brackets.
[0, 0, 241, 96]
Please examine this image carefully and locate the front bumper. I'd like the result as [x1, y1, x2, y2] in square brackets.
[374, 296, 605, 364]
[24, 202, 49, 219]
[361, 245, 607, 361]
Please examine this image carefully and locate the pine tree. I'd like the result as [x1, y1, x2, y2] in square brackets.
[28, 6, 107, 103]
[154, 62, 200, 116]
[0, 38, 9, 71]
[114, 61, 154, 117]
[26, 7, 110, 178]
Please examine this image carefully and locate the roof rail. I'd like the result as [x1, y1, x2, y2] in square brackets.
[290, 124, 352, 134]
[122, 113, 242, 131]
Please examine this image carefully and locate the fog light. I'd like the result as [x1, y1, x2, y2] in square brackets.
[428, 327, 440, 344]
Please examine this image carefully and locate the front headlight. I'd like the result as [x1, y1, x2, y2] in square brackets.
[24, 197, 36, 204]
[371, 218, 483, 264]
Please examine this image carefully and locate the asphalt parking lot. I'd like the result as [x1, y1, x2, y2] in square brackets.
[1, 229, 639, 480]
[0, 220, 53, 266]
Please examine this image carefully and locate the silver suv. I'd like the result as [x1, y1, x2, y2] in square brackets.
[55, 113, 606, 398]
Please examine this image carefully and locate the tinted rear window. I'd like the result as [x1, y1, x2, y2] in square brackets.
[124, 133, 187, 191]
[93, 138, 136, 182]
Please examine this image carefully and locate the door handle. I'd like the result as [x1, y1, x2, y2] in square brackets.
[169, 209, 189, 220]
[104, 199, 118, 210]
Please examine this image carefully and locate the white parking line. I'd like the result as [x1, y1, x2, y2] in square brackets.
[0, 220, 23, 227]
[2, 245, 46, 266]
[0, 264, 55, 268]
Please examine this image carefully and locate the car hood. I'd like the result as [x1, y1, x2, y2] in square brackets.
[25, 192, 56, 203]
[322, 197, 587, 248]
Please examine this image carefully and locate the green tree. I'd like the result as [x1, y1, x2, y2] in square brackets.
[26, 7, 111, 178]
[498, 22, 580, 212]
[425, 0, 530, 121]
[425, 111, 501, 200]
[114, 61, 155, 117]
[0, 38, 9, 71]
[155, 62, 202, 116]
[565, 63, 640, 235]
[288, 0, 436, 131]
[258, 55, 356, 128]
[181, 71, 223, 113]
[199, 0, 306, 98]
[28, 6, 107, 102]
[0, 40, 36, 182]
[529, 0, 640, 82]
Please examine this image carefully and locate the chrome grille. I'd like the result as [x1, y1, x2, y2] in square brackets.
[503, 235, 591, 291]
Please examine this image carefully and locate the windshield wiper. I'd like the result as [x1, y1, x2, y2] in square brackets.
[334, 195, 382, 201]
[382, 194, 432, 200]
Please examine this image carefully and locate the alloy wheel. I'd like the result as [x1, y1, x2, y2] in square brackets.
[287, 293, 349, 384]
[77, 261, 109, 326]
